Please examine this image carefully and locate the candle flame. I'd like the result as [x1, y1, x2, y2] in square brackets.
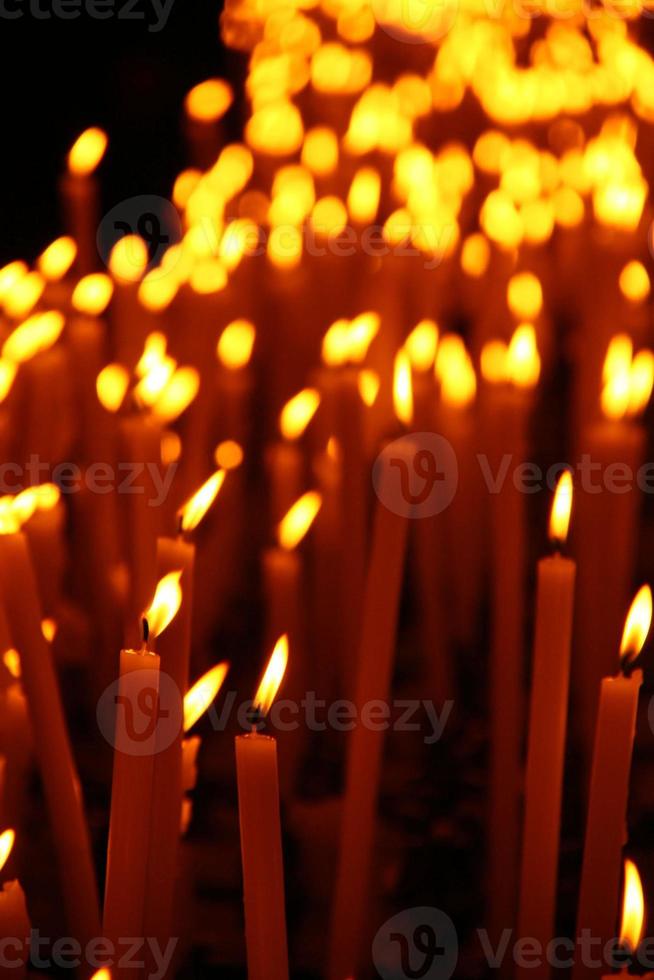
[549, 471, 573, 546]
[620, 859, 645, 953]
[96, 364, 129, 414]
[481, 340, 509, 384]
[405, 320, 439, 372]
[0, 360, 17, 405]
[72, 274, 114, 316]
[2, 649, 20, 680]
[216, 319, 256, 370]
[135, 356, 177, 409]
[68, 128, 108, 177]
[507, 272, 543, 321]
[3, 311, 65, 364]
[280, 389, 320, 441]
[143, 571, 183, 640]
[393, 348, 414, 426]
[91, 971, 112, 980]
[322, 319, 352, 367]
[153, 367, 200, 423]
[278, 491, 322, 550]
[620, 261, 650, 304]
[11, 489, 39, 526]
[620, 585, 652, 668]
[41, 618, 57, 644]
[507, 324, 541, 388]
[185, 78, 233, 122]
[38, 237, 77, 282]
[4, 271, 45, 320]
[601, 336, 654, 420]
[214, 440, 243, 470]
[347, 167, 381, 225]
[358, 369, 380, 407]
[437, 335, 476, 407]
[348, 312, 380, 364]
[0, 262, 27, 301]
[33, 483, 60, 511]
[138, 271, 178, 312]
[253, 634, 288, 717]
[0, 829, 15, 874]
[178, 470, 226, 533]
[109, 236, 149, 284]
[183, 662, 229, 732]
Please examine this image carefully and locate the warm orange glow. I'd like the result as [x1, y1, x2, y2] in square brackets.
[0, 360, 17, 405]
[267, 225, 302, 270]
[41, 618, 57, 644]
[280, 389, 320, 441]
[358, 369, 380, 407]
[603, 335, 633, 385]
[3, 311, 65, 364]
[438, 337, 477, 408]
[96, 364, 129, 413]
[629, 351, 654, 415]
[348, 312, 380, 364]
[620, 584, 652, 667]
[136, 332, 166, 378]
[161, 431, 182, 466]
[184, 662, 229, 732]
[620, 859, 645, 952]
[72, 274, 114, 316]
[302, 127, 339, 177]
[143, 571, 183, 641]
[11, 489, 39, 527]
[252, 634, 288, 717]
[311, 43, 371, 95]
[347, 167, 381, 225]
[601, 338, 654, 420]
[278, 491, 322, 550]
[109, 236, 149, 284]
[37, 237, 77, 282]
[185, 79, 233, 122]
[405, 320, 438, 372]
[3, 271, 45, 319]
[135, 356, 176, 409]
[549, 471, 573, 546]
[481, 340, 509, 384]
[153, 367, 200, 422]
[321, 319, 351, 368]
[2, 649, 20, 679]
[138, 271, 178, 312]
[507, 325, 541, 388]
[216, 319, 256, 370]
[620, 261, 650, 304]
[0, 829, 15, 874]
[460, 233, 490, 278]
[310, 196, 348, 239]
[214, 439, 244, 470]
[91, 971, 112, 980]
[178, 470, 225, 533]
[246, 102, 304, 157]
[68, 127, 108, 177]
[0, 262, 27, 302]
[393, 348, 413, 427]
[172, 169, 202, 210]
[507, 272, 543, 321]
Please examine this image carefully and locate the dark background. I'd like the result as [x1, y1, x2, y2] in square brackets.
[0, 0, 240, 265]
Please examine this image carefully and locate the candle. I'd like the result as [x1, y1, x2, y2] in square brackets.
[266, 387, 320, 524]
[68, 273, 114, 463]
[183, 78, 233, 169]
[37, 236, 77, 311]
[0, 507, 100, 952]
[328, 436, 412, 980]
[216, 317, 256, 450]
[108, 236, 150, 369]
[235, 635, 290, 980]
[603, 858, 646, 979]
[180, 663, 230, 830]
[517, 472, 576, 980]
[572, 585, 651, 980]
[59, 127, 108, 275]
[0, 831, 30, 980]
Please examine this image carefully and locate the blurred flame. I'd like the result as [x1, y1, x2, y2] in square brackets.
[252, 634, 288, 717]
[358, 369, 380, 407]
[405, 320, 438, 372]
[4, 271, 45, 319]
[620, 859, 645, 952]
[620, 261, 650, 303]
[109, 236, 148, 284]
[393, 348, 413, 426]
[0, 360, 17, 405]
[153, 367, 200, 423]
[507, 325, 541, 388]
[214, 440, 244, 470]
[620, 584, 652, 667]
[184, 662, 229, 732]
[549, 471, 573, 546]
[37, 237, 77, 282]
[68, 128, 108, 177]
[3, 311, 65, 365]
[2, 649, 20, 680]
[348, 312, 380, 364]
[481, 340, 509, 384]
[322, 319, 351, 367]
[41, 618, 57, 644]
[507, 272, 543, 321]
[185, 79, 233, 122]
[72, 274, 113, 316]
[0, 829, 15, 874]
[143, 571, 183, 640]
[278, 491, 322, 550]
[347, 167, 381, 224]
[178, 471, 225, 533]
[601, 337, 654, 420]
[91, 971, 112, 980]
[97, 364, 129, 413]
[280, 389, 320, 441]
[138, 271, 178, 313]
[217, 319, 256, 370]
[0, 262, 27, 301]
[438, 336, 477, 407]
[461, 233, 490, 278]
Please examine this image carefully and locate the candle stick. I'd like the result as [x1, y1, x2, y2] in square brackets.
[573, 585, 651, 980]
[235, 635, 290, 980]
[517, 472, 576, 980]
[60, 127, 108, 275]
[0, 831, 30, 980]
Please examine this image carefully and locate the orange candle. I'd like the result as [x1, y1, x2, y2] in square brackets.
[108, 236, 150, 369]
[572, 585, 651, 980]
[60, 128, 108, 275]
[517, 473, 576, 980]
[68, 273, 114, 462]
[328, 438, 412, 980]
[235, 636, 290, 980]
[0, 831, 30, 980]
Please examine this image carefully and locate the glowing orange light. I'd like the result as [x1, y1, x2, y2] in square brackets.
[620, 584, 652, 667]
[217, 320, 256, 370]
[135, 356, 176, 409]
[278, 491, 322, 550]
[0, 360, 17, 405]
[620, 261, 650, 304]
[321, 319, 351, 367]
[143, 571, 183, 640]
[41, 618, 57, 644]
[549, 471, 573, 546]
[214, 440, 243, 470]
[358, 369, 380, 407]
[96, 364, 129, 413]
[109, 236, 149, 284]
[4, 271, 45, 319]
[0, 829, 15, 874]
[620, 859, 645, 953]
[347, 167, 381, 225]
[178, 471, 225, 533]
[184, 662, 230, 732]
[161, 431, 182, 466]
[0, 262, 27, 301]
[90, 970, 112, 980]
[2, 649, 20, 679]
[507, 325, 541, 388]
[310, 196, 348, 239]
[348, 311, 380, 363]
[629, 351, 654, 415]
[393, 348, 413, 427]
[405, 320, 438, 372]
[68, 128, 108, 177]
[302, 127, 339, 177]
[252, 634, 288, 717]
[461, 233, 490, 278]
[440, 345, 477, 408]
[185, 79, 233, 122]
[11, 489, 39, 527]
[173, 169, 202, 210]
[267, 224, 302, 270]
[507, 272, 543, 321]
[280, 389, 320, 441]
[3, 311, 65, 365]
[138, 271, 178, 313]
[246, 102, 304, 157]
[153, 367, 200, 423]
[72, 274, 113, 316]
[37, 237, 77, 282]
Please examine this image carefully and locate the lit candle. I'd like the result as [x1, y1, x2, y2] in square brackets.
[235, 635, 290, 980]
[108, 236, 150, 369]
[0, 831, 30, 980]
[517, 472, 576, 980]
[180, 662, 230, 829]
[60, 127, 108, 275]
[604, 859, 645, 979]
[183, 78, 233, 168]
[266, 387, 320, 524]
[573, 586, 651, 980]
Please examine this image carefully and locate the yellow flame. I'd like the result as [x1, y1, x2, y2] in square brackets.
[322, 319, 351, 367]
[33, 483, 60, 512]
[620, 859, 645, 952]
[280, 389, 320, 441]
[217, 320, 256, 370]
[601, 338, 654, 420]
[11, 489, 39, 526]
[109, 236, 148, 284]
[302, 127, 339, 178]
[184, 662, 229, 732]
[507, 272, 543, 321]
[0, 262, 27, 301]
[549, 471, 573, 546]
[153, 367, 200, 423]
[96, 364, 129, 413]
[480, 340, 509, 384]
[178, 471, 225, 533]
[440, 345, 477, 408]
[3, 271, 45, 319]
[185, 79, 233, 122]
[629, 351, 654, 415]
[138, 270, 178, 312]
[358, 369, 380, 407]
[143, 571, 183, 640]
[278, 491, 322, 550]
[252, 634, 288, 717]
[405, 320, 438, 372]
[136, 333, 167, 378]
[2, 649, 20, 679]
[3, 311, 65, 364]
[172, 169, 202, 209]
[135, 356, 176, 409]
[393, 348, 413, 427]
[347, 167, 381, 225]
[348, 312, 380, 364]
[461, 233, 490, 278]
[0, 829, 15, 874]
[37, 237, 77, 282]
[68, 128, 108, 177]
[620, 584, 652, 667]
[214, 440, 244, 470]
[507, 324, 541, 388]
[620, 261, 650, 304]
[91, 971, 112, 980]
[72, 274, 114, 316]
[161, 431, 182, 467]
[603, 335, 633, 385]
[0, 361, 17, 405]
[246, 102, 304, 157]
[41, 618, 57, 643]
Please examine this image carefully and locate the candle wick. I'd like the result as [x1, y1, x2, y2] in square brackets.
[141, 616, 150, 652]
